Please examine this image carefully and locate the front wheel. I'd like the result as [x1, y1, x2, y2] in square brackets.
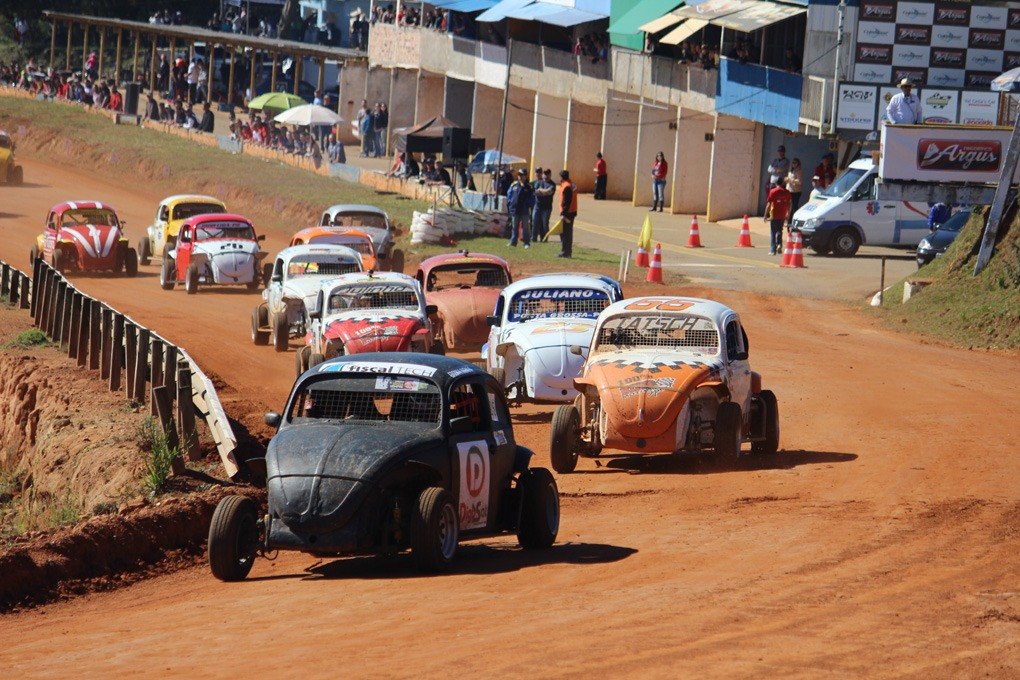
[308, 351, 325, 371]
[714, 401, 743, 460]
[52, 248, 65, 273]
[295, 346, 311, 376]
[185, 263, 200, 294]
[549, 404, 580, 474]
[411, 487, 458, 572]
[271, 312, 288, 352]
[751, 390, 780, 456]
[159, 257, 176, 290]
[517, 468, 559, 549]
[830, 227, 861, 258]
[252, 304, 270, 345]
[207, 495, 260, 582]
[388, 248, 405, 273]
[430, 339, 446, 356]
[138, 237, 151, 266]
[124, 248, 138, 277]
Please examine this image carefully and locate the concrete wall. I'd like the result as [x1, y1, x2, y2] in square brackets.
[530, 93, 568, 177]
[472, 84, 503, 155]
[755, 125, 832, 214]
[600, 92, 640, 201]
[416, 72, 444, 122]
[634, 103, 677, 208]
[387, 69, 417, 155]
[706, 114, 764, 221]
[672, 107, 714, 216]
[366, 66, 391, 107]
[503, 85, 535, 160]
[337, 62, 368, 143]
[444, 77, 474, 129]
[564, 100, 603, 193]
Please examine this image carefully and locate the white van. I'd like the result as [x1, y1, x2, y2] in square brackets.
[790, 158, 931, 257]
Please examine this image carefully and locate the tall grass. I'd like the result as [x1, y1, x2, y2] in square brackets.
[136, 416, 180, 496]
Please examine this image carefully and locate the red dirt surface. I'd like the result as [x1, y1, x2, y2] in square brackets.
[0, 153, 1017, 675]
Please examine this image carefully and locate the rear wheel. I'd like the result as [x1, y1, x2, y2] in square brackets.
[29, 245, 39, 267]
[714, 401, 743, 460]
[517, 468, 559, 549]
[308, 352, 325, 371]
[430, 339, 446, 356]
[271, 312, 288, 352]
[550, 405, 580, 474]
[295, 346, 311, 376]
[411, 487, 458, 572]
[246, 263, 261, 291]
[388, 248, 405, 273]
[830, 227, 861, 258]
[185, 263, 200, 294]
[137, 237, 151, 266]
[207, 495, 260, 582]
[751, 390, 780, 456]
[251, 305, 270, 345]
[489, 366, 506, 389]
[124, 248, 138, 277]
[10, 165, 23, 185]
[52, 249, 65, 273]
[159, 257, 175, 290]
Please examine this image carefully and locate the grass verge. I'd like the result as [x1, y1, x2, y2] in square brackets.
[3, 329, 50, 349]
[137, 417, 181, 497]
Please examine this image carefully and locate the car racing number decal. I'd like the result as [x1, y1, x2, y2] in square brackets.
[457, 440, 490, 530]
[624, 298, 695, 312]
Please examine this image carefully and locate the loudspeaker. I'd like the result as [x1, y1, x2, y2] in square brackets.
[442, 127, 471, 161]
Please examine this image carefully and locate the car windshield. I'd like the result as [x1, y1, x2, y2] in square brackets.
[507, 287, 610, 322]
[594, 314, 720, 355]
[172, 202, 224, 221]
[327, 282, 418, 313]
[310, 234, 374, 256]
[288, 375, 441, 425]
[938, 210, 970, 233]
[287, 255, 360, 278]
[820, 168, 867, 198]
[195, 222, 255, 241]
[61, 208, 118, 227]
[427, 263, 508, 291]
[329, 212, 388, 229]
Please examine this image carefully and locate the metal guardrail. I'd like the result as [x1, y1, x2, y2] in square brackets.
[1, 258, 240, 478]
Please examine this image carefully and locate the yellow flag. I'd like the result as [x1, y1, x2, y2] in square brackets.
[637, 214, 653, 250]
[547, 218, 564, 238]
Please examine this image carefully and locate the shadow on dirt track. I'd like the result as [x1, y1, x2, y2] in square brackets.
[598, 449, 858, 475]
[246, 542, 637, 582]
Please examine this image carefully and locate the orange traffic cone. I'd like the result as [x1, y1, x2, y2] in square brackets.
[646, 243, 663, 284]
[736, 214, 753, 247]
[779, 231, 795, 266]
[686, 215, 703, 248]
[782, 231, 806, 268]
[635, 245, 649, 268]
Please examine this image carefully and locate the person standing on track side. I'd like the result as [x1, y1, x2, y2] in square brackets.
[765, 180, 792, 256]
[593, 151, 607, 200]
[651, 151, 668, 212]
[531, 167, 555, 242]
[558, 169, 577, 258]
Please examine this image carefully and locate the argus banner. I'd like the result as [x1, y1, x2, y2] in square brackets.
[880, 124, 1020, 183]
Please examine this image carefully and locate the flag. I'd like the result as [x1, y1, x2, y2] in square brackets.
[637, 214, 653, 252]
[547, 218, 563, 238]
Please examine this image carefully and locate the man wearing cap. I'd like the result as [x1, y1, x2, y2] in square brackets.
[886, 78, 921, 125]
[506, 169, 535, 248]
[531, 167, 556, 242]
[767, 145, 790, 187]
[558, 170, 578, 258]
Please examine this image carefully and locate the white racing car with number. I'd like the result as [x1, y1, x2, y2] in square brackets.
[484, 273, 623, 404]
[252, 243, 364, 351]
[159, 213, 267, 294]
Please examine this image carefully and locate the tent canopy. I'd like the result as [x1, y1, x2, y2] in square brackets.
[608, 1, 684, 36]
[391, 115, 486, 155]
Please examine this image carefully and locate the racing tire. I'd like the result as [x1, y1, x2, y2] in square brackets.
[714, 401, 743, 460]
[411, 487, 458, 572]
[137, 237, 151, 266]
[550, 404, 580, 474]
[29, 245, 39, 267]
[271, 312, 288, 352]
[207, 495, 260, 582]
[830, 227, 861, 258]
[159, 257, 175, 291]
[430, 339, 446, 356]
[11, 165, 23, 186]
[52, 249, 65, 273]
[388, 248, 405, 273]
[246, 264, 261, 291]
[261, 262, 273, 287]
[751, 390, 780, 456]
[308, 352, 325, 371]
[251, 305, 270, 345]
[295, 346, 311, 376]
[489, 366, 506, 389]
[517, 468, 560, 550]
[185, 263, 200, 295]
[124, 248, 138, 278]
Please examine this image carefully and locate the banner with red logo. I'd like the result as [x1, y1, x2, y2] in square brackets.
[958, 90, 999, 126]
[880, 124, 1020, 183]
[457, 440, 490, 530]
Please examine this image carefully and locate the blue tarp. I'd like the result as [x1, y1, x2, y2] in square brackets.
[477, 0, 535, 22]
[439, 0, 498, 11]
[479, 0, 608, 25]
[716, 57, 803, 132]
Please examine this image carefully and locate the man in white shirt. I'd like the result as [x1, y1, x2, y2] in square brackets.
[886, 78, 922, 124]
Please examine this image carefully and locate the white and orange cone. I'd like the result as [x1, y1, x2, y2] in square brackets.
[779, 231, 795, 266]
[782, 231, 806, 268]
[736, 214, 753, 247]
[647, 243, 664, 284]
[686, 215, 703, 248]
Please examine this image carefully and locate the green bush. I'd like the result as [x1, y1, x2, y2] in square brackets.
[3, 328, 50, 348]
[137, 416, 180, 496]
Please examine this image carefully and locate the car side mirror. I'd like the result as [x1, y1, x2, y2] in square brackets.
[569, 345, 583, 356]
[486, 315, 499, 327]
[264, 412, 281, 427]
[449, 416, 473, 435]
[271, 274, 283, 283]
[425, 304, 438, 315]
[257, 234, 266, 242]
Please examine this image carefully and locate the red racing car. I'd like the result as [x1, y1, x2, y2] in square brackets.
[32, 201, 137, 276]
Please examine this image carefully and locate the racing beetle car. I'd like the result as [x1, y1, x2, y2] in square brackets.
[289, 226, 380, 271]
[139, 194, 227, 265]
[319, 203, 402, 272]
[295, 271, 441, 376]
[252, 243, 364, 351]
[485, 273, 623, 405]
[549, 296, 780, 473]
[207, 354, 560, 581]
[32, 201, 138, 276]
[415, 251, 511, 352]
[159, 213, 266, 293]
[0, 130, 23, 185]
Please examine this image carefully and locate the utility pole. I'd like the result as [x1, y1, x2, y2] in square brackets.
[496, 38, 514, 175]
[829, 0, 846, 135]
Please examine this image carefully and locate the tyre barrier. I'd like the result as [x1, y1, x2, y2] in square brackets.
[4, 258, 241, 478]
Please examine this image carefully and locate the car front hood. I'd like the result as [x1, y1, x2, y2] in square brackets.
[506, 319, 595, 382]
[354, 226, 390, 252]
[197, 241, 258, 279]
[282, 276, 327, 300]
[323, 312, 424, 353]
[429, 287, 500, 344]
[583, 351, 725, 439]
[60, 224, 123, 260]
[267, 421, 443, 533]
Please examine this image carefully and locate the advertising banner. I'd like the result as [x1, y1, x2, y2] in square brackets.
[837, 84, 878, 130]
[958, 90, 999, 126]
[856, 64, 893, 84]
[927, 68, 965, 88]
[919, 88, 959, 123]
[880, 124, 1020, 183]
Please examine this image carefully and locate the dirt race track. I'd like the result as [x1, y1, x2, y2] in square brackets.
[1, 155, 1018, 677]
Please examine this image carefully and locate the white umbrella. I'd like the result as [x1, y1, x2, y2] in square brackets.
[274, 104, 344, 127]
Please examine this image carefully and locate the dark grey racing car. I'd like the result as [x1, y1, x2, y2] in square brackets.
[207, 353, 560, 581]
